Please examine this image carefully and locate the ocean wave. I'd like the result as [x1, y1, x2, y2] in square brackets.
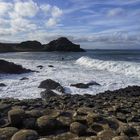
[76, 56, 140, 77]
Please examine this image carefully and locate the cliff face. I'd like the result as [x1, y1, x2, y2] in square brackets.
[0, 37, 85, 52]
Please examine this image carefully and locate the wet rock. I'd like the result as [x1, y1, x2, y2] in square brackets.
[38, 79, 65, 93]
[71, 81, 100, 89]
[70, 122, 87, 136]
[11, 129, 39, 140]
[71, 83, 89, 89]
[37, 65, 43, 69]
[48, 65, 54, 68]
[0, 127, 18, 140]
[8, 109, 25, 127]
[0, 83, 6, 87]
[40, 90, 58, 100]
[97, 130, 116, 140]
[20, 77, 29, 80]
[0, 59, 33, 74]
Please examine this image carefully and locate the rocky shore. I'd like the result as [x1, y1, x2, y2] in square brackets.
[0, 86, 140, 140]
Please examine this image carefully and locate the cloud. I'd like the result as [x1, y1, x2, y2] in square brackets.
[40, 4, 51, 14]
[107, 8, 125, 17]
[40, 4, 63, 27]
[0, 2, 13, 16]
[51, 6, 63, 17]
[46, 18, 58, 27]
[12, 0, 39, 18]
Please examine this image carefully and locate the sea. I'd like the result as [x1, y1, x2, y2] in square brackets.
[0, 50, 140, 99]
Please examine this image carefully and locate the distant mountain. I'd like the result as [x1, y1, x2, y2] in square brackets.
[0, 37, 85, 52]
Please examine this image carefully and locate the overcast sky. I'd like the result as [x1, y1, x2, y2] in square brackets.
[0, 0, 140, 49]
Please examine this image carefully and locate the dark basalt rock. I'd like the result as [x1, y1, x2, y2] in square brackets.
[0, 59, 33, 74]
[71, 81, 100, 89]
[37, 65, 43, 69]
[0, 83, 6, 87]
[20, 77, 29, 80]
[40, 90, 58, 101]
[44, 37, 85, 52]
[38, 79, 65, 93]
[48, 65, 54, 67]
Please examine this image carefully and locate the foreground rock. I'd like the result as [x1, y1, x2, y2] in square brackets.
[0, 127, 18, 140]
[38, 79, 65, 93]
[11, 129, 39, 140]
[0, 59, 33, 74]
[44, 37, 85, 52]
[0, 86, 140, 139]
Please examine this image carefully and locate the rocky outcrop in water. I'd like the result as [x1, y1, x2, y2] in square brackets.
[44, 37, 85, 52]
[0, 59, 33, 74]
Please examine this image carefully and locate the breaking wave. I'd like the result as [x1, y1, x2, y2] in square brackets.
[76, 56, 140, 77]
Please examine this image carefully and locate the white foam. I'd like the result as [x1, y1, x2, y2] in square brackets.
[0, 56, 140, 99]
[76, 56, 140, 78]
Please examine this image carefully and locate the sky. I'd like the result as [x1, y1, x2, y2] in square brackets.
[0, 0, 140, 49]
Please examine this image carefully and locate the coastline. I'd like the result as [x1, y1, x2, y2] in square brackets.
[0, 86, 140, 139]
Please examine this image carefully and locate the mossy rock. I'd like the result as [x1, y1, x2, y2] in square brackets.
[26, 109, 43, 118]
[37, 115, 63, 135]
[70, 122, 87, 136]
[11, 129, 39, 140]
[97, 130, 116, 140]
[0, 127, 18, 140]
[8, 109, 25, 127]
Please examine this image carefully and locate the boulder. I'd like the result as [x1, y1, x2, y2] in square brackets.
[11, 129, 39, 140]
[40, 90, 59, 101]
[37, 116, 63, 134]
[71, 83, 89, 89]
[0, 59, 33, 74]
[70, 122, 87, 136]
[48, 65, 54, 68]
[20, 77, 29, 80]
[44, 37, 85, 52]
[91, 123, 104, 132]
[8, 109, 25, 127]
[0, 127, 18, 140]
[0, 83, 6, 87]
[118, 125, 138, 137]
[38, 79, 64, 93]
[37, 65, 43, 69]
[22, 118, 36, 129]
[71, 81, 100, 89]
[97, 130, 116, 140]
